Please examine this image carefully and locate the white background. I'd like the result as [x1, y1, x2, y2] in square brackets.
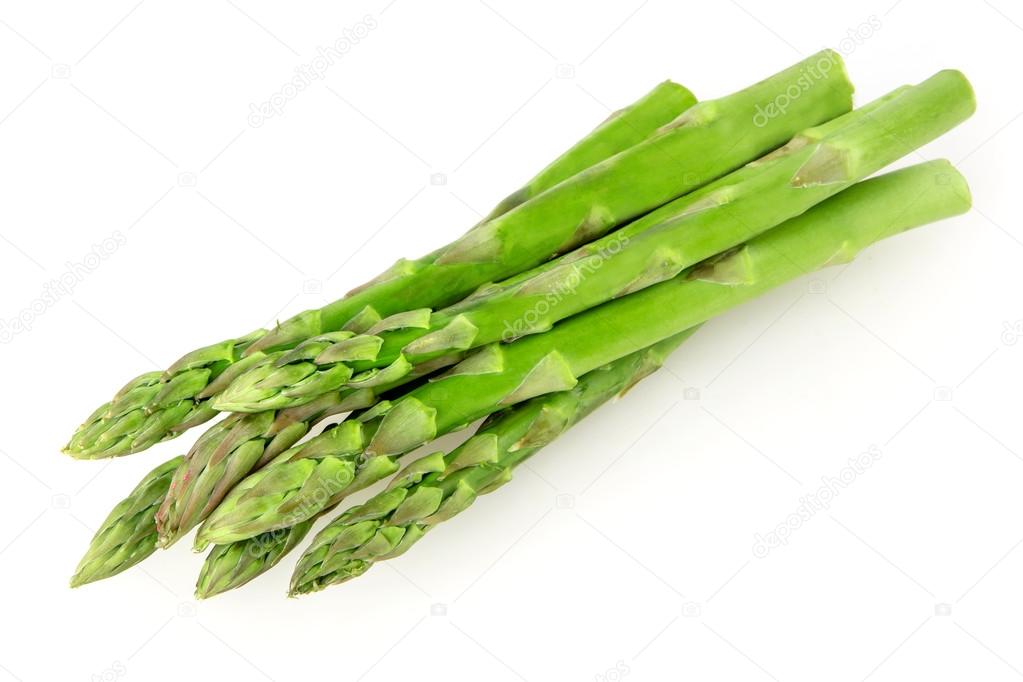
[0, 1, 1020, 680]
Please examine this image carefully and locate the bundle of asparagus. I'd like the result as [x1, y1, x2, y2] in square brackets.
[65, 50, 975, 599]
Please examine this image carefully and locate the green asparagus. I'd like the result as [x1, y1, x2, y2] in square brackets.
[195, 147, 974, 548]
[289, 330, 696, 595]
[479, 80, 698, 222]
[70, 456, 183, 587]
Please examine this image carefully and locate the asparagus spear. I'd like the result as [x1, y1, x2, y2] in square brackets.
[62, 81, 695, 460]
[68, 50, 856, 459]
[70, 157, 973, 589]
[69, 456, 183, 587]
[481, 80, 698, 222]
[288, 331, 695, 595]
[213, 83, 914, 414]
[195, 151, 974, 548]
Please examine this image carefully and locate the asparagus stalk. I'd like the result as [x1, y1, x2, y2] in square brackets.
[70, 156, 974, 584]
[69, 456, 183, 587]
[68, 50, 856, 459]
[213, 82, 915, 414]
[62, 81, 695, 460]
[194, 152, 974, 548]
[480, 80, 698, 222]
